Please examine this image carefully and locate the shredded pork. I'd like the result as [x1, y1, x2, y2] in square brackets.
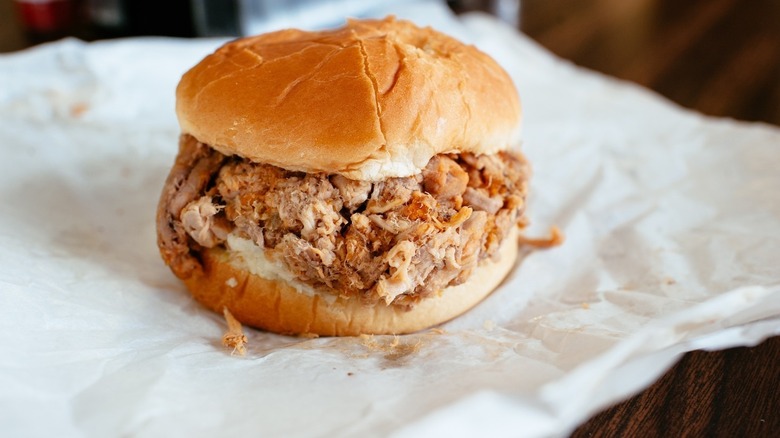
[157, 135, 530, 307]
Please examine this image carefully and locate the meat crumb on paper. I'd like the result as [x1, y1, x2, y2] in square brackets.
[221, 307, 247, 356]
[518, 225, 564, 248]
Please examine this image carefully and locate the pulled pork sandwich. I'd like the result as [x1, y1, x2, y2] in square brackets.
[157, 17, 534, 336]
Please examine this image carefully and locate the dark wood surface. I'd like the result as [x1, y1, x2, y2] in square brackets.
[2, 1, 778, 436]
[520, 0, 780, 126]
[517, 0, 780, 436]
[0, 0, 25, 53]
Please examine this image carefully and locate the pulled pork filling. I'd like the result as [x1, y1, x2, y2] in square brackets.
[157, 135, 529, 307]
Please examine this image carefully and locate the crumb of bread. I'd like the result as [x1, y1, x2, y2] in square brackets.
[225, 277, 238, 288]
[358, 334, 422, 361]
[70, 102, 89, 117]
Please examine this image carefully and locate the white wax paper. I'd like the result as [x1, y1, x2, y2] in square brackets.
[1, 3, 779, 437]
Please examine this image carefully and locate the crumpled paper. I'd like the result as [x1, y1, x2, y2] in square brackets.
[1, 2, 779, 437]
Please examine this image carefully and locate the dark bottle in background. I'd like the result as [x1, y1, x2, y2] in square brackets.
[191, 0, 240, 37]
[84, 0, 126, 37]
[86, 0, 195, 38]
[14, 0, 80, 43]
[14, 0, 197, 44]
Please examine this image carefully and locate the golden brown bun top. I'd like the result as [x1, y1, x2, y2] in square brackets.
[176, 17, 522, 180]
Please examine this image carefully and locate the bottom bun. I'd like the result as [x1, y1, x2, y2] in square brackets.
[184, 228, 519, 336]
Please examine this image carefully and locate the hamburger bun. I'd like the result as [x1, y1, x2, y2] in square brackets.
[175, 17, 521, 181]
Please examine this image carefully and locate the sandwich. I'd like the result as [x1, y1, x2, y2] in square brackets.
[156, 16, 535, 336]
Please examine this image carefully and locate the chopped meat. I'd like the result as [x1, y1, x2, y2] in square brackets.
[366, 177, 419, 214]
[180, 196, 229, 247]
[156, 135, 225, 278]
[452, 211, 488, 285]
[157, 134, 530, 305]
[518, 226, 565, 248]
[375, 240, 417, 304]
[330, 174, 371, 211]
[462, 187, 503, 214]
[369, 213, 414, 234]
[277, 234, 335, 283]
[438, 206, 472, 229]
[423, 155, 468, 201]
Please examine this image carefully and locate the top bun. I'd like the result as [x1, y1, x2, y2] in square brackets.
[176, 17, 521, 181]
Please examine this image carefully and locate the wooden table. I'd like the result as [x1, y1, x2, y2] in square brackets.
[2, 1, 778, 435]
[517, 0, 780, 436]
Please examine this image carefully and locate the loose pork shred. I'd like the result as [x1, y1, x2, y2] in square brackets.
[157, 134, 530, 307]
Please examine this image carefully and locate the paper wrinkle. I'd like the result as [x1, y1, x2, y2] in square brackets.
[1, 3, 779, 438]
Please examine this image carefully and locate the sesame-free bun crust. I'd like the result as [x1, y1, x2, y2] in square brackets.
[183, 228, 519, 336]
[176, 17, 521, 181]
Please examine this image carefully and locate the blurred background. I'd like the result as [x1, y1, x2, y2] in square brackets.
[1, 0, 778, 126]
[1, 0, 778, 436]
